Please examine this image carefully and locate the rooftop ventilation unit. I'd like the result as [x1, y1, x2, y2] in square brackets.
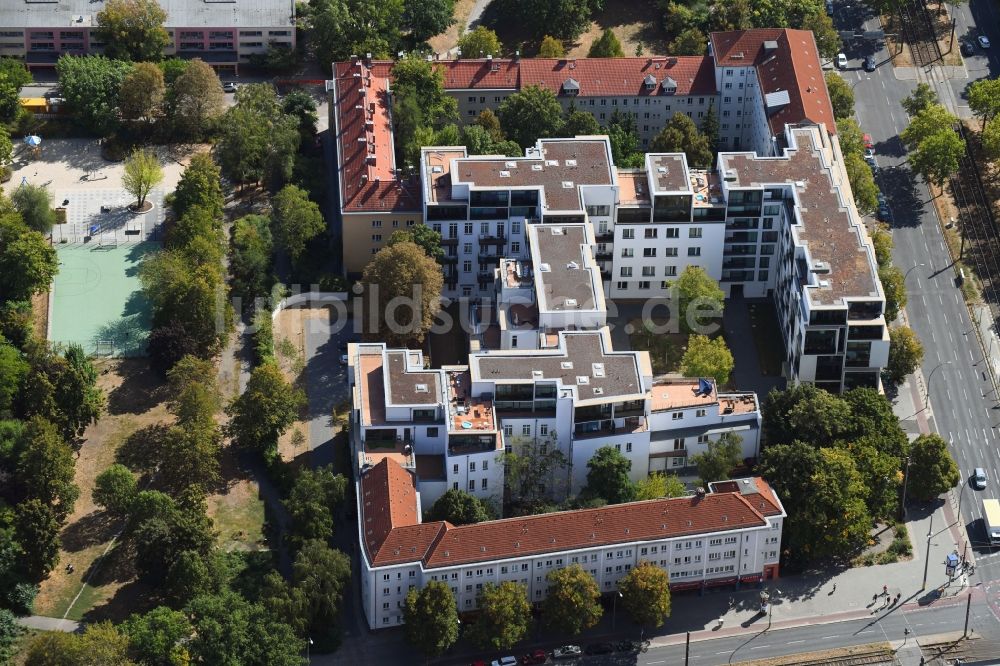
[657, 166, 667, 174]
[532, 370, 544, 378]
[562, 181, 574, 188]
[592, 363, 605, 377]
[505, 161, 517, 168]
[551, 227, 564, 235]
[560, 361, 574, 369]
[812, 260, 831, 274]
[576, 376, 590, 385]
[565, 159, 577, 166]
[819, 280, 831, 289]
[565, 298, 578, 307]
[531, 164, 543, 171]
[546, 160, 559, 166]
[539, 263, 551, 272]
[566, 261, 579, 270]
[431, 165, 443, 173]
[415, 383, 428, 393]
[499, 170, 511, 178]
[593, 387, 604, 395]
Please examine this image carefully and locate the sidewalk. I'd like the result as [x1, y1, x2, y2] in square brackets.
[16, 615, 79, 633]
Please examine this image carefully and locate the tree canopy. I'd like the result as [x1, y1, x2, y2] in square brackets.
[680, 335, 734, 386]
[271, 184, 325, 266]
[634, 472, 687, 500]
[169, 59, 225, 139]
[619, 562, 671, 627]
[458, 26, 503, 57]
[886, 326, 923, 386]
[119, 62, 166, 125]
[284, 465, 347, 548]
[403, 0, 455, 42]
[588, 29, 624, 57]
[907, 433, 960, 501]
[311, 0, 404, 70]
[690, 431, 743, 483]
[541, 564, 602, 635]
[901, 82, 939, 116]
[122, 148, 163, 208]
[95, 0, 170, 61]
[469, 581, 532, 650]
[538, 36, 565, 57]
[361, 241, 443, 346]
[671, 266, 724, 333]
[56, 55, 133, 136]
[226, 361, 303, 459]
[403, 581, 459, 657]
[824, 71, 855, 119]
[879, 265, 907, 323]
[651, 113, 713, 168]
[583, 445, 635, 504]
[426, 488, 492, 525]
[11, 184, 57, 234]
[502, 0, 601, 41]
[498, 85, 565, 148]
[968, 78, 1000, 127]
[844, 152, 880, 216]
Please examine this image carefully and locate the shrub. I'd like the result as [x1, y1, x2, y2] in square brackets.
[252, 308, 274, 363]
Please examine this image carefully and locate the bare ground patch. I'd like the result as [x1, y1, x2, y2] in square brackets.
[427, 0, 478, 55]
[273, 306, 314, 465]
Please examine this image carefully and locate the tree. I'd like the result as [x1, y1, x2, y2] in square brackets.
[907, 433, 960, 501]
[0, 609, 21, 665]
[900, 104, 958, 149]
[16, 416, 79, 521]
[701, 101, 719, 148]
[506, 0, 598, 41]
[311, 0, 404, 70]
[231, 215, 274, 301]
[170, 59, 225, 139]
[762, 384, 852, 447]
[13, 499, 61, 582]
[618, 562, 671, 627]
[588, 28, 624, 57]
[387, 226, 444, 262]
[96, 0, 169, 61]
[910, 129, 965, 187]
[836, 117, 865, 157]
[500, 444, 571, 514]
[538, 35, 565, 57]
[56, 55, 133, 136]
[281, 90, 319, 137]
[634, 472, 687, 500]
[426, 488, 491, 525]
[563, 107, 601, 137]
[470, 581, 532, 650]
[94, 464, 138, 517]
[801, 10, 841, 59]
[119, 62, 166, 124]
[668, 27, 707, 55]
[11, 184, 57, 234]
[844, 152, 880, 216]
[824, 71, 854, 120]
[0, 337, 26, 418]
[291, 540, 352, 636]
[122, 148, 163, 209]
[125, 606, 192, 666]
[967, 78, 1000, 128]
[227, 361, 303, 458]
[185, 591, 304, 665]
[172, 153, 224, 221]
[403, 581, 459, 657]
[671, 266, 724, 333]
[361, 241, 443, 346]
[404, 0, 455, 42]
[680, 335, 734, 385]
[886, 326, 923, 385]
[498, 85, 565, 148]
[841, 440, 901, 522]
[604, 108, 641, 166]
[216, 85, 300, 188]
[650, 113, 713, 167]
[541, 564, 602, 635]
[879, 264, 906, 322]
[271, 184, 325, 265]
[0, 214, 57, 303]
[0, 126, 12, 169]
[458, 26, 502, 57]
[284, 465, 347, 547]
[584, 445, 635, 504]
[871, 226, 893, 268]
[690, 431, 742, 483]
[901, 82, 939, 116]
[983, 116, 1000, 161]
[25, 621, 134, 666]
[0, 59, 31, 123]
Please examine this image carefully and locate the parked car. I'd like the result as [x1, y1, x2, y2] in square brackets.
[877, 192, 887, 206]
[877, 202, 892, 222]
[863, 55, 876, 71]
[584, 643, 615, 655]
[222, 81, 238, 92]
[552, 645, 582, 659]
[826, 0, 834, 14]
[492, 657, 518, 666]
[339, 342, 350, 364]
[962, 41, 976, 56]
[836, 52, 848, 68]
[864, 147, 876, 160]
[973, 467, 988, 490]
[520, 650, 547, 665]
[979, 35, 991, 49]
[863, 133, 874, 149]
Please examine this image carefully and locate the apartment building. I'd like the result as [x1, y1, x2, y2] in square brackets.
[332, 59, 423, 276]
[0, 0, 295, 70]
[717, 126, 888, 391]
[357, 456, 784, 629]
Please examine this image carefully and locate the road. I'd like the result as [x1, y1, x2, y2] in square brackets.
[832, 0, 1000, 585]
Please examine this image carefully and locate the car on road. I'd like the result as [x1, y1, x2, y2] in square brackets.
[864, 133, 874, 149]
[836, 52, 848, 68]
[973, 467, 988, 490]
[979, 35, 991, 49]
[962, 41, 976, 56]
[552, 646, 582, 659]
[826, 0, 834, 15]
[222, 81, 238, 92]
[877, 201, 892, 222]
[492, 657, 517, 666]
[864, 147, 876, 161]
[584, 643, 614, 655]
[520, 650, 546, 665]
[863, 55, 876, 71]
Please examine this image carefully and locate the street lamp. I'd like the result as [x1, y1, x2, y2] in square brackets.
[926, 360, 952, 409]
[612, 591, 623, 631]
[900, 456, 912, 521]
[903, 263, 925, 287]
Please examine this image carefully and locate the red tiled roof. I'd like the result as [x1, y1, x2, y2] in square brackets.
[360, 459, 779, 569]
[519, 56, 716, 97]
[332, 60, 420, 213]
[436, 59, 520, 90]
[710, 29, 836, 136]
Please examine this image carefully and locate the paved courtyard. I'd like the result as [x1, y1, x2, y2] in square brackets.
[48, 188, 164, 245]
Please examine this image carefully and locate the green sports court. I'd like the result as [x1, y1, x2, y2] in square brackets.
[49, 242, 160, 356]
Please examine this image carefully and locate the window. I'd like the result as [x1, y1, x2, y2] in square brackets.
[725, 536, 737, 544]
[709, 538, 722, 546]
[511, 242, 521, 253]
[724, 550, 737, 559]
[504, 425, 513, 436]
[665, 266, 677, 277]
[689, 227, 702, 238]
[617, 281, 629, 290]
[540, 424, 548, 436]
[453, 482, 459, 490]
[372, 234, 382, 242]
[622, 228, 635, 240]
[642, 266, 656, 277]
[511, 335, 518, 348]
[464, 223, 473, 234]
[708, 552, 721, 561]
[522, 425, 531, 435]
[371, 220, 382, 228]
[688, 247, 701, 257]
[696, 409, 706, 417]
[463, 261, 472, 273]
[665, 228, 679, 238]
[463, 243, 472, 254]
[697, 434, 710, 444]
[512, 220, 521, 234]
[638, 281, 650, 289]
[483, 460, 488, 471]
[482, 478, 488, 490]
[672, 412, 683, 420]
[626, 442, 632, 453]
[642, 247, 657, 258]
[480, 222, 490, 234]
[468, 480, 475, 491]
[621, 248, 634, 258]
[620, 267, 633, 277]
[644, 228, 658, 239]
[427, 427, 439, 438]
[469, 461, 476, 472]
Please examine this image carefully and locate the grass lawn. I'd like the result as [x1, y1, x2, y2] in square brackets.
[208, 479, 267, 552]
[747, 301, 785, 377]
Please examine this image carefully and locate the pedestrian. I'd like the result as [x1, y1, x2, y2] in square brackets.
[882, 584, 888, 596]
[873, 593, 878, 603]
[832, 583, 837, 593]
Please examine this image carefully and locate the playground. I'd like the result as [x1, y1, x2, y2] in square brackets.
[49, 242, 159, 356]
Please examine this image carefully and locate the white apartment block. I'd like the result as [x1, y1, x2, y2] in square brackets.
[356, 457, 784, 629]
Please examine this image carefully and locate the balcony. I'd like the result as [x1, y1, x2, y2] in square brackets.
[441, 237, 458, 246]
[595, 231, 614, 242]
[573, 416, 647, 440]
[478, 272, 494, 282]
[723, 258, 755, 269]
[595, 251, 612, 261]
[441, 255, 457, 264]
[479, 236, 507, 247]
